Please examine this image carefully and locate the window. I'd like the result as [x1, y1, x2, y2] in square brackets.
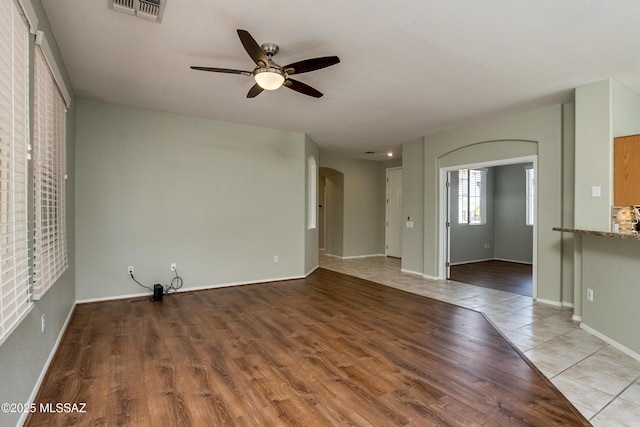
[0, 0, 31, 343]
[525, 166, 535, 226]
[458, 168, 486, 225]
[32, 48, 68, 298]
[307, 156, 317, 229]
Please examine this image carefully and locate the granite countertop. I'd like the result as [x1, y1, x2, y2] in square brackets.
[553, 226, 640, 240]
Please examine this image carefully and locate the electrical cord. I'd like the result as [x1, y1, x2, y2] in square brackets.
[130, 273, 153, 292]
[165, 267, 183, 294]
[129, 268, 184, 296]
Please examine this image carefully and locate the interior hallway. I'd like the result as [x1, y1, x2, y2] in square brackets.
[319, 252, 640, 426]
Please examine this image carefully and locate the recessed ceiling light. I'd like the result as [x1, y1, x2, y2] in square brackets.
[387, 152, 393, 157]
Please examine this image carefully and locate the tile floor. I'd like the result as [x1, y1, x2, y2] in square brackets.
[318, 253, 640, 426]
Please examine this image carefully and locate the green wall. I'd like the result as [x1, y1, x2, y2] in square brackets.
[404, 104, 569, 303]
[401, 139, 424, 274]
[305, 135, 319, 274]
[75, 99, 307, 301]
[319, 153, 386, 257]
[574, 79, 640, 355]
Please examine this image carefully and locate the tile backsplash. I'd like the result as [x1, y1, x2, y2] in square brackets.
[611, 205, 640, 233]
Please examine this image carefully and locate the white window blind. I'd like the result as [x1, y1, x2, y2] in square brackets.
[458, 168, 486, 225]
[0, 0, 31, 343]
[526, 166, 535, 226]
[32, 48, 68, 299]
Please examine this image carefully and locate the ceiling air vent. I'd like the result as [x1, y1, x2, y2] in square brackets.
[110, 0, 165, 23]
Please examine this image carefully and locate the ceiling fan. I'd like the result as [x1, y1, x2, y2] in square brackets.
[191, 29, 340, 98]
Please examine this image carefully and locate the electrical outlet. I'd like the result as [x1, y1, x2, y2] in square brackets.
[128, 266, 134, 275]
[170, 263, 176, 272]
[41, 314, 45, 333]
[274, 255, 279, 263]
[587, 288, 594, 302]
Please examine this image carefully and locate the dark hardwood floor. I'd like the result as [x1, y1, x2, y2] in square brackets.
[26, 268, 587, 426]
[449, 260, 533, 297]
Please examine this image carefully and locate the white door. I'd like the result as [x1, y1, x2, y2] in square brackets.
[386, 168, 402, 258]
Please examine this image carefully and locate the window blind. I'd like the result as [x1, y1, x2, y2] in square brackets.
[0, 0, 31, 343]
[525, 166, 535, 226]
[458, 168, 486, 225]
[32, 48, 68, 299]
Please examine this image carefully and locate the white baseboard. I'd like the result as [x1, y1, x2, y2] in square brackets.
[449, 258, 493, 266]
[76, 274, 307, 305]
[77, 291, 151, 304]
[323, 252, 342, 259]
[450, 257, 532, 266]
[305, 265, 319, 276]
[535, 298, 562, 307]
[535, 299, 574, 308]
[493, 258, 533, 265]
[342, 254, 385, 260]
[19, 303, 76, 427]
[324, 253, 386, 260]
[581, 323, 640, 362]
[401, 268, 423, 276]
[572, 314, 582, 322]
[422, 274, 439, 281]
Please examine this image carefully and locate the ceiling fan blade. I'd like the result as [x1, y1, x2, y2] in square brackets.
[284, 79, 323, 98]
[283, 56, 340, 75]
[190, 66, 252, 76]
[237, 29, 269, 68]
[247, 83, 264, 98]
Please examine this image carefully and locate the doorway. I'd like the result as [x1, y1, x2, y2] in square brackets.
[440, 156, 537, 297]
[386, 167, 402, 258]
[319, 167, 344, 257]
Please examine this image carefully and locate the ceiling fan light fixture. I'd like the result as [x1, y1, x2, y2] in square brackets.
[254, 68, 285, 90]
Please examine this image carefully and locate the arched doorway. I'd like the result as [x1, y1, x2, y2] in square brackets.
[319, 167, 344, 257]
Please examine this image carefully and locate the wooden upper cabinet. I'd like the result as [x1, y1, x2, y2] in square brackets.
[614, 134, 640, 206]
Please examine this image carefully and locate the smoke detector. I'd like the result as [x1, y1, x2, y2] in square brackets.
[110, 0, 165, 23]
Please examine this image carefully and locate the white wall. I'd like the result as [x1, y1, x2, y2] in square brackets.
[75, 100, 307, 301]
[613, 80, 640, 137]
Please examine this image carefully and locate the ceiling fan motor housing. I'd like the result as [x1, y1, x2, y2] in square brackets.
[261, 43, 279, 58]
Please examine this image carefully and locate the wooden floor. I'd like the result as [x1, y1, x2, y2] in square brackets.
[449, 260, 533, 297]
[27, 269, 587, 426]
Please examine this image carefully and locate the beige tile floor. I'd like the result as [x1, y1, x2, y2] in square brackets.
[318, 252, 640, 426]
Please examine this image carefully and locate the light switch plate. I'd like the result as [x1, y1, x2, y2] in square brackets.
[591, 186, 601, 197]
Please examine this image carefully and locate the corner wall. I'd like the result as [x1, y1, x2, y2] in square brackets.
[319, 153, 385, 257]
[574, 80, 612, 229]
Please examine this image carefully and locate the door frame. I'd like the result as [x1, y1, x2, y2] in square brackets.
[438, 155, 538, 298]
[385, 167, 402, 258]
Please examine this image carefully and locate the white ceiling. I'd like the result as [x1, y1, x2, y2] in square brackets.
[42, 0, 640, 159]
